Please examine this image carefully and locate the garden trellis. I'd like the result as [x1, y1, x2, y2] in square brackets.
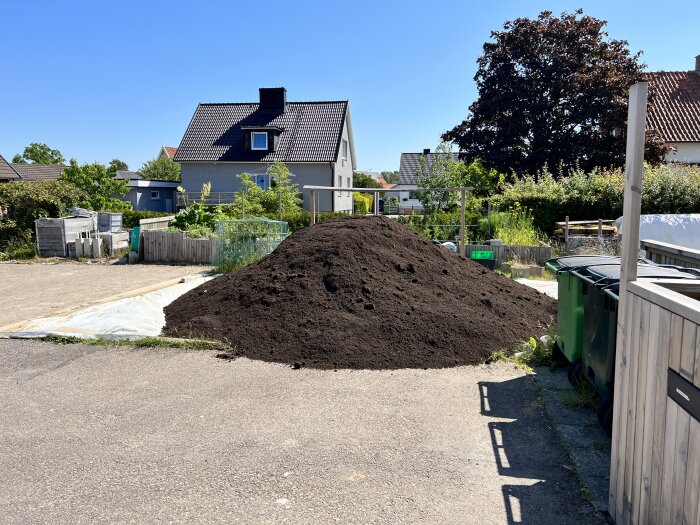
[212, 218, 289, 267]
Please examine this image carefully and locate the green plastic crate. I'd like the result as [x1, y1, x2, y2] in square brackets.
[471, 250, 494, 260]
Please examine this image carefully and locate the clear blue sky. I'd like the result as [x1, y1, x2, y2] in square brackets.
[1, 0, 698, 172]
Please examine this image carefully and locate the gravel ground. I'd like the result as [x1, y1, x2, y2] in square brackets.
[0, 262, 207, 327]
[0, 339, 605, 524]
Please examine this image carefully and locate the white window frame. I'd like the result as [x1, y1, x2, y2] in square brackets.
[251, 132, 268, 150]
[342, 139, 348, 165]
[150, 190, 160, 200]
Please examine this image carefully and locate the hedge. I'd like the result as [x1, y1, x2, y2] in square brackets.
[496, 165, 700, 234]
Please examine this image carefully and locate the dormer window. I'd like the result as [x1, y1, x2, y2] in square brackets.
[251, 132, 268, 150]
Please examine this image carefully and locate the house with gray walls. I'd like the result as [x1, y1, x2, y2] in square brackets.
[396, 150, 459, 211]
[174, 87, 356, 213]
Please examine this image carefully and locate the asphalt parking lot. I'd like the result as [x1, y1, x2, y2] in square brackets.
[0, 339, 604, 524]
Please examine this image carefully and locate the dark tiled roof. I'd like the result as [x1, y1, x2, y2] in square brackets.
[116, 170, 142, 180]
[398, 152, 459, 185]
[645, 71, 700, 142]
[0, 155, 21, 181]
[11, 163, 65, 182]
[162, 146, 178, 159]
[174, 101, 348, 163]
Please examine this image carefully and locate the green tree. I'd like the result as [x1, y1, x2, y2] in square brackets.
[60, 160, 132, 211]
[12, 143, 65, 165]
[352, 172, 383, 189]
[380, 171, 400, 184]
[443, 10, 665, 176]
[138, 155, 181, 181]
[109, 159, 129, 171]
[416, 143, 466, 214]
[457, 159, 504, 197]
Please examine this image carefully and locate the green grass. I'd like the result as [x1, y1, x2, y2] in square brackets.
[488, 328, 558, 372]
[39, 335, 231, 351]
[563, 374, 600, 408]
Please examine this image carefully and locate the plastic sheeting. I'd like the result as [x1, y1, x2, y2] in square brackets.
[516, 278, 558, 299]
[3, 274, 214, 340]
[616, 214, 700, 250]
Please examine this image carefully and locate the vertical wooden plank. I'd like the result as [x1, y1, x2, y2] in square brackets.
[630, 298, 653, 523]
[679, 321, 697, 380]
[638, 304, 666, 523]
[670, 314, 685, 372]
[622, 296, 646, 522]
[648, 308, 672, 524]
[671, 409, 691, 524]
[612, 293, 639, 521]
[659, 313, 685, 524]
[659, 397, 679, 523]
[683, 418, 700, 525]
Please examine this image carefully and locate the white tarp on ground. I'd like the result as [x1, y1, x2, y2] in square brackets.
[616, 214, 700, 250]
[3, 274, 214, 339]
[516, 278, 558, 299]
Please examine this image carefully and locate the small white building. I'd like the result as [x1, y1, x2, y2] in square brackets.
[646, 55, 700, 164]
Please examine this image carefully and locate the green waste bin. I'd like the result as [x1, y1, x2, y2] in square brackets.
[544, 256, 619, 365]
[573, 263, 699, 435]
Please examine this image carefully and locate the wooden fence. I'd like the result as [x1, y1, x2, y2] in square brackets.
[610, 280, 700, 524]
[641, 239, 700, 269]
[142, 230, 212, 265]
[463, 244, 551, 268]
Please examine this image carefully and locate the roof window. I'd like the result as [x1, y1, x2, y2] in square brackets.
[251, 132, 268, 150]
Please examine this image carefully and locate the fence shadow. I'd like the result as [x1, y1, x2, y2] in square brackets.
[478, 377, 594, 524]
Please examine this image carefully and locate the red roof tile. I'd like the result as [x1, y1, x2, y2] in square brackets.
[162, 146, 178, 159]
[645, 71, 700, 143]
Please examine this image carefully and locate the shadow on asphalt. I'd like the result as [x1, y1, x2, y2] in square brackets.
[478, 377, 599, 525]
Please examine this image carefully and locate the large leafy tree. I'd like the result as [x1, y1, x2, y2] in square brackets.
[138, 155, 181, 181]
[12, 143, 65, 165]
[109, 159, 129, 171]
[443, 10, 664, 176]
[352, 172, 383, 189]
[60, 160, 131, 211]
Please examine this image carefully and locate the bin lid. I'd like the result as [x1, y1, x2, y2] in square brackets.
[547, 255, 620, 271]
[586, 264, 700, 282]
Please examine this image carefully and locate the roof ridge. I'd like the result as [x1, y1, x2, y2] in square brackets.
[196, 100, 348, 106]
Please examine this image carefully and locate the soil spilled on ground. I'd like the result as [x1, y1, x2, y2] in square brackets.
[163, 216, 556, 369]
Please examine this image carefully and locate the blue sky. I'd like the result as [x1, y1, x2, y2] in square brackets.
[1, 0, 698, 172]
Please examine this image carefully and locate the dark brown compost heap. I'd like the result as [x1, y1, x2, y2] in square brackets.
[163, 216, 556, 369]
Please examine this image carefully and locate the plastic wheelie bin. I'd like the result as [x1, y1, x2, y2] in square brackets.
[572, 263, 699, 435]
[544, 256, 620, 365]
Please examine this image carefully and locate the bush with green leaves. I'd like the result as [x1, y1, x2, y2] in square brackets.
[497, 164, 700, 234]
[60, 160, 132, 212]
[0, 180, 87, 247]
[121, 210, 174, 229]
[353, 192, 373, 215]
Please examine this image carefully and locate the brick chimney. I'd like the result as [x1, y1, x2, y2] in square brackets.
[259, 87, 287, 112]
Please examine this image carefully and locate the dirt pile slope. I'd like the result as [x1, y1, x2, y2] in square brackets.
[164, 216, 556, 369]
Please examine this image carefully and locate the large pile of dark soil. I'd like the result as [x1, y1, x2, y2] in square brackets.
[164, 216, 556, 369]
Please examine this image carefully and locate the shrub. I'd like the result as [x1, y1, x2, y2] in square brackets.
[122, 210, 174, 229]
[353, 192, 373, 215]
[0, 181, 87, 246]
[498, 164, 700, 234]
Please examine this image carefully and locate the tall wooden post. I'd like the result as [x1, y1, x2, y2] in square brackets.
[609, 81, 648, 519]
[459, 189, 466, 257]
[310, 190, 316, 225]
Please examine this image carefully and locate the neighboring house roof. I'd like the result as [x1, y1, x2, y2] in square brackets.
[377, 176, 396, 190]
[10, 163, 65, 182]
[160, 146, 178, 159]
[398, 152, 459, 185]
[126, 180, 180, 189]
[175, 99, 350, 164]
[116, 170, 142, 181]
[0, 154, 21, 181]
[645, 70, 700, 143]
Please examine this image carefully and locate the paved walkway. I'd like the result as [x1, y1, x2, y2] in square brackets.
[0, 340, 604, 524]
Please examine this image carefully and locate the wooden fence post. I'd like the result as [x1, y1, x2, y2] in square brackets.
[609, 81, 648, 520]
[459, 189, 466, 258]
